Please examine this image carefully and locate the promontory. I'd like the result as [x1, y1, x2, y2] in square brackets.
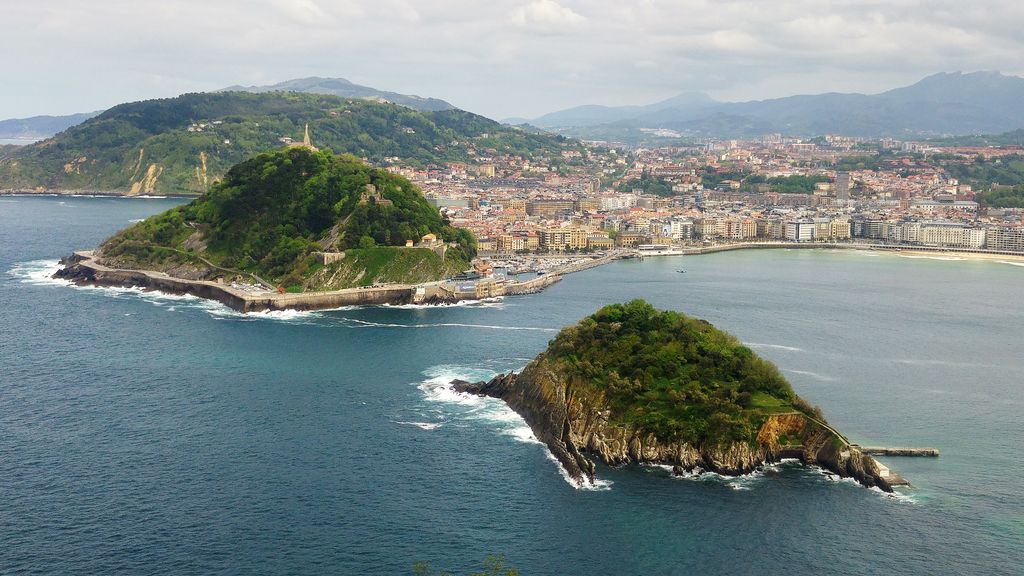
[56, 146, 478, 310]
[454, 300, 905, 492]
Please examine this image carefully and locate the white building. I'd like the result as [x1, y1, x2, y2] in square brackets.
[784, 221, 815, 242]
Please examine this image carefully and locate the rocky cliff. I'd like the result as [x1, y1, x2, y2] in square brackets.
[453, 351, 896, 492]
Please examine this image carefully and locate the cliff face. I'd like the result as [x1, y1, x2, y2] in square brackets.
[453, 353, 895, 492]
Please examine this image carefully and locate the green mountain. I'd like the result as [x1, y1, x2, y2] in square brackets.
[455, 300, 898, 491]
[96, 147, 475, 290]
[0, 91, 581, 194]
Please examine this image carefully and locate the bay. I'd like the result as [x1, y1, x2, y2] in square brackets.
[1, 196, 1021, 575]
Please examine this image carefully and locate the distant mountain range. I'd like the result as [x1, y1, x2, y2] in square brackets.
[220, 77, 456, 113]
[521, 72, 1024, 140]
[0, 77, 456, 143]
[0, 112, 100, 142]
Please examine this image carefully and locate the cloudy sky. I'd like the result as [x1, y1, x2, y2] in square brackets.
[3, 0, 1022, 120]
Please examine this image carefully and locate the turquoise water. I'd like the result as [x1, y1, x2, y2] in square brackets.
[2, 196, 1022, 575]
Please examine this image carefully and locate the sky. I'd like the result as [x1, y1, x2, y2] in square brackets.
[2, 0, 1023, 120]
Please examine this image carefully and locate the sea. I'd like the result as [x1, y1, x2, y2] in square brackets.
[2, 196, 1022, 575]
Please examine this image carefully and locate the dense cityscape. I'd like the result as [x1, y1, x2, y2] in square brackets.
[392, 135, 1024, 255]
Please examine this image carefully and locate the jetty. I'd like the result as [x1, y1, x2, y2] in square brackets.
[854, 446, 940, 457]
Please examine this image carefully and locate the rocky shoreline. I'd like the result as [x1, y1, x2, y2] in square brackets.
[452, 358, 900, 492]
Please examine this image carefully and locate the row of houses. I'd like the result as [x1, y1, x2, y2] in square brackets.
[478, 217, 1024, 254]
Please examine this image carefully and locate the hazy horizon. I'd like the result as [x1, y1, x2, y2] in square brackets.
[3, 1, 1023, 120]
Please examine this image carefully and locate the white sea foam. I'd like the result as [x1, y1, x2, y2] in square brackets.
[783, 369, 836, 382]
[869, 486, 916, 503]
[501, 425, 543, 444]
[542, 450, 613, 491]
[745, 342, 804, 352]
[7, 259, 72, 287]
[129, 218, 145, 223]
[381, 297, 505, 310]
[806, 465, 913, 502]
[7, 260, 325, 323]
[896, 254, 965, 262]
[650, 458, 806, 491]
[342, 317, 556, 332]
[395, 421, 444, 431]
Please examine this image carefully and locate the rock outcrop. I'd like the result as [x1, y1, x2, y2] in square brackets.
[453, 352, 896, 492]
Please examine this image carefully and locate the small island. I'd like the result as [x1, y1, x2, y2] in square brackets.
[55, 147, 493, 310]
[454, 300, 910, 492]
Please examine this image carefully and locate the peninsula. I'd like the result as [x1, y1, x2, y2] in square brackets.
[454, 300, 911, 492]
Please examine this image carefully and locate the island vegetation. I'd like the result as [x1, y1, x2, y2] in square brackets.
[97, 146, 475, 291]
[546, 300, 821, 446]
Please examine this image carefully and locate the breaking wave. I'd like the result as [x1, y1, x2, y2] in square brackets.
[6, 259, 324, 323]
[745, 342, 804, 352]
[341, 317, 556, 332]
[783, 369, 836, 382]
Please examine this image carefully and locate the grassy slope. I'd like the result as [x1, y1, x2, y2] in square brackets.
[306, 247, 464, 290]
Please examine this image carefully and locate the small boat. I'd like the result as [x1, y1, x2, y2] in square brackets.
[677, 269, 686, 273]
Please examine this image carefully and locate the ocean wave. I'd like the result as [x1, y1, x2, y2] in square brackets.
[995, 260, 1024, 268]
[7, 259, 73, 287]
[6, 260, 324, 323]
[647, 458, 805, 491]
[895, 254, 965, 262]
[394, 421, 444, 431]
[745, 342, 804, 352]
[415, 364, 612, 491]
[342, 317, 556, 332]
[381, 297, 505, 310]
[807, 465, 916, 503]
[543, 450, 613, 491]
[870, 486, 917, 503]
[783, 368, 836, 382]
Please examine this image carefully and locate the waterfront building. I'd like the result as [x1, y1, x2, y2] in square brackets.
[829, 219, 851, 239]
[986, 227, 1024, 252]
[784, 220, 816, 242]
[918, 222, 986, 249]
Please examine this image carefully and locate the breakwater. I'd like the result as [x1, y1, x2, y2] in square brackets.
[856, 446, 940, 457]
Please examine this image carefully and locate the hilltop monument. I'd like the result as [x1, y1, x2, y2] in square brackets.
[289, 123, 318, 151]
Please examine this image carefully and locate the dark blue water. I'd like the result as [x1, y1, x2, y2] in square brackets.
[2, 196, 1022, 575]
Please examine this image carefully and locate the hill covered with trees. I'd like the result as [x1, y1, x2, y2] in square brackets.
[0, 91, 582, 195]
[96, 147, 475, 291]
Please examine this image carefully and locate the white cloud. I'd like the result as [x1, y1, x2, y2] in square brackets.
[511, 0, 586, 31]
[273, 0, 337, 25]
